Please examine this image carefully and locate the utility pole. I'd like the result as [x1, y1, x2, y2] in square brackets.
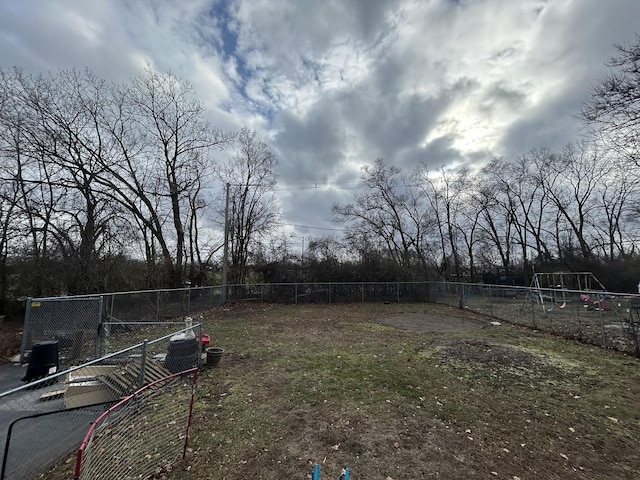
[221, 183, 230, 305]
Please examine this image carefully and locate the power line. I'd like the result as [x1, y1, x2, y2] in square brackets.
[277, 180, 362, 186]
[222, 181, 364, 192]
[274, 184, 364, 192]
[275, 222, 347, 232]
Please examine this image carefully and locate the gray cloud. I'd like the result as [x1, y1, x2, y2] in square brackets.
[1, 0, 640, 234]
[274, 104, 347, 185]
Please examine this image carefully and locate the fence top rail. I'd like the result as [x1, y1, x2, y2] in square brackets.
[102, 321, 188, 325]
[26, 296, 103, 303]
[24, 280, 640, 303]
[26, 286, 220, 302]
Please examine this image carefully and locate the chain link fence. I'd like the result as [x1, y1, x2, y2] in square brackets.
[1, 323, 203, 480]
[229, 281, 640, 354]
[103, 286, 222, 323]
[3, 279, 640, 478]
[449, 282, 640, 355]
[17, 282, 640, 360]
[20, 296, 103, 364]
[74, 368, 198, 480]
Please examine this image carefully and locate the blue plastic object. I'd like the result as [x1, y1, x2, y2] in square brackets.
[311, 464, 349, 480]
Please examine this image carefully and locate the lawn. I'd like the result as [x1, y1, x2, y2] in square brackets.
[34, 301, 640, 479]
[170, 302, 640, 480]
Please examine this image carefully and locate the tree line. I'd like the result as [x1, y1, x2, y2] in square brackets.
[2, 36, 640, 317]
[273, 37, 640, 293]
[0, 67, 279, 316]
[327, 147, 638, 289]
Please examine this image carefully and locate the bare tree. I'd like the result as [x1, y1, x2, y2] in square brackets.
[539, 144, 604, 261]
[118, 68, 230, 285]
[334, 159, 434, 279]
[0, 66, 230, 292]
[581, 35, 640, 166]
[218, 128, 280, 284]
[593, 166, 639, 259]
[1, 68, 135, 293]
[95, 68, 232, 286]
[0, 110, 22, 310]
[416, 166, 469, 280]
[0, 69, 72, 294]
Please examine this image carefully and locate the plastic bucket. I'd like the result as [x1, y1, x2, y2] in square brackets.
[205, 347, 224, 366]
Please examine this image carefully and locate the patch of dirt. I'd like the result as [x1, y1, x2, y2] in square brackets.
[440, 340, 544, 369]
[433, 339, 580, 390]
[374, 311, 488, 332]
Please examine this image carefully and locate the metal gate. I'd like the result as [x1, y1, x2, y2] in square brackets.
[19, 297, 102, 364]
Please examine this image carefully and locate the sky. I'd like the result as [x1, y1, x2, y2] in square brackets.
[1, 0, 639, 237]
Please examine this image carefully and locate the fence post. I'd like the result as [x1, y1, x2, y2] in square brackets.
[197, 322, 203, 369]
[361, 283, 364, 303]
[295, 283, 298, 305]
[186, 286, 191, 315]
[396, 282, 400, 303]
[488, 285, 493, 317]
[94, 296, 104, 359]
[107, 293, 116, 338]
[138, 339, 148, 388]
[156, 291, 160, 322]
[598, 293, 608, 348]
[182, 370, 199, 459]
[19, 297, 33, 364]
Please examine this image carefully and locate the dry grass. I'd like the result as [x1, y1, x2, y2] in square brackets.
[34, 302, 640, 479]
[171, 302, 640, 480]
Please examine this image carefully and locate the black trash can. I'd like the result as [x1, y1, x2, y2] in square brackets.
[22, 340, 59, 383]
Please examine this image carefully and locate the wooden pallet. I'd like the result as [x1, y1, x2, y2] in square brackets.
[96, 360, 172, 396]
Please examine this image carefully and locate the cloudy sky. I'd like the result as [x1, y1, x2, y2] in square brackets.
[1, 0, 639, 236]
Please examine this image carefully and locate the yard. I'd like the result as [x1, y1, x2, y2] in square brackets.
[40, 302, 640, 479]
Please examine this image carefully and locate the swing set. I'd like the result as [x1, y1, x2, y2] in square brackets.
[528, 272, 607, 312]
